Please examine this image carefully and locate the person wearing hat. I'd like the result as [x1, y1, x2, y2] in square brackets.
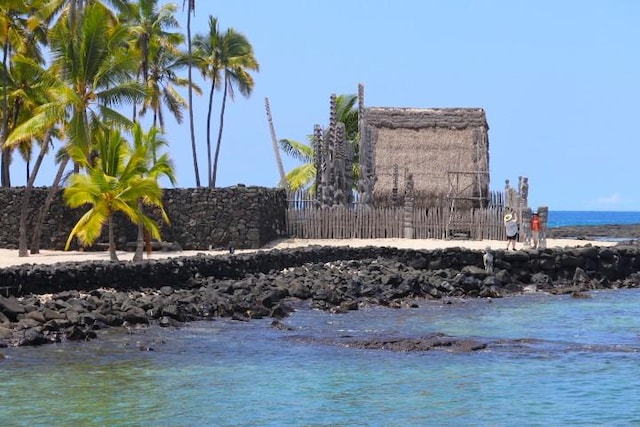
[504, 210, 518, 250]
[531, 212, 541, 249]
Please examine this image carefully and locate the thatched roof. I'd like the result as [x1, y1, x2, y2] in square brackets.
[364, 107, 490, 208]
[365, 107, 489, 130]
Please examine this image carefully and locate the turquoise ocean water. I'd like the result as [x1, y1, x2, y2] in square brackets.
[547, 210, 640, 228]
[1, 211, 640, 426]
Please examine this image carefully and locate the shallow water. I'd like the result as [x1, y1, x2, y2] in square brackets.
[2, 289, 640, 426]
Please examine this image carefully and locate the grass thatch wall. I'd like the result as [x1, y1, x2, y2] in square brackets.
[365, 107, 489, 208]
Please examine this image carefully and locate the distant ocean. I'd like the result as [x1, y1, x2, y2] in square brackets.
[547, 210, 640, 228]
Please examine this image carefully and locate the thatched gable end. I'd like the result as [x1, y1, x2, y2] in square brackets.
[366, 107, 489, 130]
[365, 107, 490, 208]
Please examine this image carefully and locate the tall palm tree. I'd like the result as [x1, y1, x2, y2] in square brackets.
[119, 0, 183, 125]
[0, 0, 31, 187]
[279, 94, 359, 192]
[182, 0, 200, 187]
[192, 15, 221, 187]
[64, 127, 168, 261]
[142, 45, 197, 134]
[2, 34, 49, 183]
[121, 0, 180, 82]
[3, 54, 59, 257]
[210, 27, 259, 188]
[129, 121, 175, 260]
[7, 1, 145, 254]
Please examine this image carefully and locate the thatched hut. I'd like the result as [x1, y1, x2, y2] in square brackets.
[364, 107, 490, 208]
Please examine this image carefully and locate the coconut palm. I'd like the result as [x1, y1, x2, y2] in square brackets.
[0, 0, 32, 187]
[129, 121, 175, 261]
[7, 1, 145, 254]
[119, 0, 186, 128]
[64, 127, 169, 261]
[210, 27, 259, 188]
[191, 15, 221, 187]
[279, 94, 359, 192]
[142, 45, 197, 134]
[120, 0, 181, 83]
[3, 54, 60, 257]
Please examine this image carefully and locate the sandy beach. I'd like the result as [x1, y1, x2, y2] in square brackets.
[0, 237, 618, 269]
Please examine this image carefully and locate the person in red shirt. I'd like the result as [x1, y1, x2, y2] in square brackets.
[531, 212, 541, 249]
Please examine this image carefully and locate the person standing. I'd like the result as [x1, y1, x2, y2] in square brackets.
[504, 211, 518, 250]
[531, 212, 541, 249]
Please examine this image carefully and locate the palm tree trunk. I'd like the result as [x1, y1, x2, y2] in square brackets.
[108, 214, 118, 261]
[30, 156, 69, 254]
[18, 135, 50, 257]
[186, 4, 201, 187]
[206, 80, 215, 186]
[1, 44, 10, 187]
[211, 77, 229, 187]
[133, 200, 145, 261]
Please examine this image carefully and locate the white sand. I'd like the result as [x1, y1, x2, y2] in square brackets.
[0, 237, 617, 269]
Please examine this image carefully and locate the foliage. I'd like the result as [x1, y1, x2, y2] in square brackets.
[63, 126, 169, 260]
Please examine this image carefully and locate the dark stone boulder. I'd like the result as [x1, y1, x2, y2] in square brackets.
[494, 269, 513, 286]
[42, 308, 66, 321]
[572, 267, 591, 285]
[0, 325, 12, 342]
[454, 274, 481, 293]
[407, 255, 428, 270]
[479, 285, 504, 298]
[25, 310, 47, 324]
[123, 307, 149, 324]
[0, 296, 25, 321]
[17, 328, 50, 346]
[503, 251, 531, 264]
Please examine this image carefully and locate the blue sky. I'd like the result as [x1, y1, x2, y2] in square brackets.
[16, 1, 640, 211]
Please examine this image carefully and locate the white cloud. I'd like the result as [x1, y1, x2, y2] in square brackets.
[595, 193, 623, 206]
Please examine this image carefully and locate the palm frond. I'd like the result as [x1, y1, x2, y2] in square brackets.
[286, 163, 316, 192]
[279, 138, 314, 162]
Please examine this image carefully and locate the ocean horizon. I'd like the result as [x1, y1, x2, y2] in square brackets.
[547, 210, 640, 228]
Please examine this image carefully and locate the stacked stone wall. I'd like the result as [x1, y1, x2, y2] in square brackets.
[0, 186, 287, 251]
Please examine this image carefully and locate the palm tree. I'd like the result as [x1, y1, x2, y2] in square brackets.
[142, 45, 198, 134]
[3, 54, 59, 257]
[121, 0, 181, 82]
[0, 0, 31, 187]
[64, 127, 169, 261]
[7, 2, 145, 254]
[182, 0, 200, 187]
[119, 0, 184, 126]
[210, 27, 259, 187]
[192, 15, 221, 187]
[129, 122, 176, 261]
[279, 94, 359, 192]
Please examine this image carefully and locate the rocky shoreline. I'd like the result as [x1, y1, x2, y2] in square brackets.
[2, 243, 640, 348]
[546, 224, 640, 240]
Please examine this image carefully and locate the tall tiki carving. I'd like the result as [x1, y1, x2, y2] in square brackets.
[358, 83, 374, 207]
[344, 130, 354, 205]
[403, 172, 415, 238]
[313, 124, 323, 206]
[321, 95, 337, 207]
[391, 164, 399, 207]
[333, 122, 347, 206]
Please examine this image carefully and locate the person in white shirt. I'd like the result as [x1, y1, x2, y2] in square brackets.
[504, 211, 518, 250]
